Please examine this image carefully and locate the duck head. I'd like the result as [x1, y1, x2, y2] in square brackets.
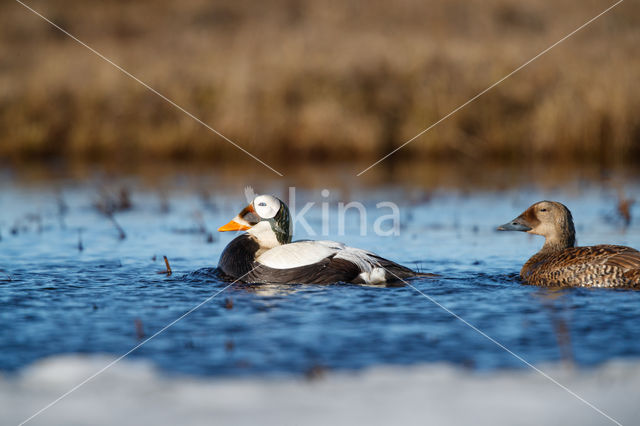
[498, 200, 576, 251]
[218, 194, 292, 249]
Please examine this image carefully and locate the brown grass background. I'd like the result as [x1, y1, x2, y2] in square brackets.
[1, 0, 638, 165]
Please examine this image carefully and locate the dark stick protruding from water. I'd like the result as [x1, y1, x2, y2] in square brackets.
[102, 213, 126, 240]
[225, 298, 233, 309]
[77, 229, 84, 252]
[94, 186, 130, 239]
[617, 192, 634, 228]
[56, 192, 68, 230]
[134, 318, 145, 340]
[163, 256, 172, 275]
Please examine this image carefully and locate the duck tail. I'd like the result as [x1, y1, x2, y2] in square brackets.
[624, 269, 640, 288]
[414, 272, 439, 278]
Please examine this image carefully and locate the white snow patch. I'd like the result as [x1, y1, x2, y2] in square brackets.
[2, 355, 640, 426]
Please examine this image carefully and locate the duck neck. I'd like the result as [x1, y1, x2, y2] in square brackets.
[273, 204, 292, 245]
[247, 221, 288, 256]
[540, 227, 575, 253]
[270, 219, 291, 245]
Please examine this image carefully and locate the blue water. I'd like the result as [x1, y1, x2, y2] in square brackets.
[1, 168, 640, 377]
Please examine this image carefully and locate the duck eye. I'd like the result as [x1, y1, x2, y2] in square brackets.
[258, 202, 267, 207]
[540, 208, 547, 212]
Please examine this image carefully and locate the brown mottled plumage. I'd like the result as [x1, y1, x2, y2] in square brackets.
[498, 201, 640, 288]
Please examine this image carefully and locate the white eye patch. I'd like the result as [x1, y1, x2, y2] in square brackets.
[253, 195, 280, 219]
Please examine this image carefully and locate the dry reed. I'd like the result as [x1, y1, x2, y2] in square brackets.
[1, 0, 638, 164]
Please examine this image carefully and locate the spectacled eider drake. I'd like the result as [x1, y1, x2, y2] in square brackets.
[498, 200, 640, 288]
[217, 194, 419, 284]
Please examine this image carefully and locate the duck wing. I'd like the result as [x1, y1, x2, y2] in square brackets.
[366, 253, 422, 280]
[528, 245, 640, 287]
[602, 248, 640, 270]
[255, 240, 343, 269]
[545, 245, 640, 269]
[249, 240, 415, 284]
[248, 256, 362, 284]
[600, 247, 640, 287]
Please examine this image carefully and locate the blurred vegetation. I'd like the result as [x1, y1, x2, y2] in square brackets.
[0, 0, 638, 165]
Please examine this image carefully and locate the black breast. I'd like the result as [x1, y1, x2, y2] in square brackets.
[218, 234, 260, 280]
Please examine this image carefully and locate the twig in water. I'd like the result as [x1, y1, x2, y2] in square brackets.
[225, 340, 235, 351]
[10, 220, 19, 236]
[107, 213, 126, 240]
[77, 229, 84, 252]
[157, 256, 172, 275]
[198, 189, 219, 213]
[56, 192, 68, 229]
[93, 189, 126, 239]
[305, 365, 327, 381]
[118, 187, 132, 211]
[93, 187, 126, 239]
[159, 191, 170, 214]
[134, 319, 145, 340]
[193, 211, 216, 243]
[193, 211, 207, 234]
[616, 189, 634, 228]
[225, 298, 234, 309]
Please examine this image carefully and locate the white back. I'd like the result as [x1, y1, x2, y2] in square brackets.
[256, 240, 380, 272]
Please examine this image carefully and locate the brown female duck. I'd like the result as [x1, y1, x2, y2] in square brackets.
[498, 201, 640, 288]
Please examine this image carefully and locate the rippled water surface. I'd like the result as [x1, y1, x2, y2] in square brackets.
[2, 165, 640, 377]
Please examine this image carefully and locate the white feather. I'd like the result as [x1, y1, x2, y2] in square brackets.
[256, 241, 339, 268]
[359, 267, 387, 284]
[244, 186, 256, 204]
[247, 221, 281, 250]
[253, 195, 279, 219]
[255, 240, 382, 278]
[334, 247, 380, 273]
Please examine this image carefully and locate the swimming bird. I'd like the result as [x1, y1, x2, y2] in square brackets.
[217, 194, 418, 284]
[498, 200, 640, 288]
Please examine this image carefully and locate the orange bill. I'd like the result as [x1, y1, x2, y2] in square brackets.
[218, 218, 251, 232]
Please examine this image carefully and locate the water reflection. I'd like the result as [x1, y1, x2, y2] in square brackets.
[533, 288, 575, 367]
